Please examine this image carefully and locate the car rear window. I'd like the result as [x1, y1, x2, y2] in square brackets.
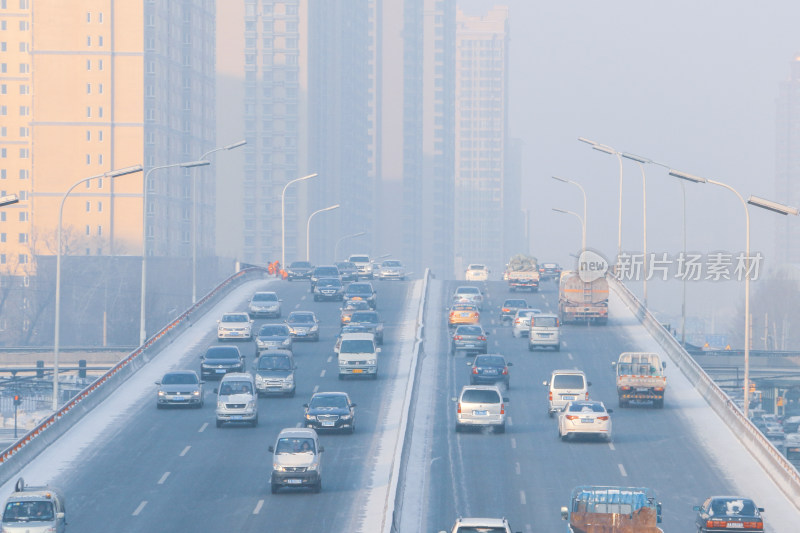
[258, 355, 292, 370]
[504, 300, 527, 307]
[339, 339, 376, 353]
[259, 325, 289, 336]
[350, 311, 378, 322]
[531, 316, 557, 327]
[568, 402, 605, 413]
[350, 255, 369, 263]
[455, 528, 507, 533]
[461, 389, 501, 404]
[552, 374, 585, 389]
[456, 326, 482, 335]
[456, 287, 480, 294]
[476, 356, 505, 366]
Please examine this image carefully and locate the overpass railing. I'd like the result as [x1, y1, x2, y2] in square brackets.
[0, 266, 269, 485]
[609, 275, 800, 509]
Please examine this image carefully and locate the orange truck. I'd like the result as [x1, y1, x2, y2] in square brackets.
[561, 485, 663, 533]
[505, 254, 540, 292]
[612, 352, 667, 408]
[558, 271, 608, 324]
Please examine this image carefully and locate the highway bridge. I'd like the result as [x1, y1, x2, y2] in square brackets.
[0, 272, 797, 532]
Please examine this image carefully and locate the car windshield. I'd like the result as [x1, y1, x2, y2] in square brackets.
[456, 287, 480, 295]
[568, 403, 605, 413]
[221, 314, 248, 322]
[452, 305, 476, 312]
[504, 300, 527, 307]
[219, 381, 253, 395]
[456, 326, 483, 336]
[3, 501, 55, 522]
[350, 311, 378, 323]
[315, 267, 339, 276]
[348, 284, 371, 293]
[289, 314, 315, 323]
[310, 395, 348, 409]
[336, 262, 356, 270]
[345, 301, 370, 310]
[317, 279, 341, 287]
[259, 325, 289, 336]
[252, 293, 278, 302]
[341, 325, 369, 334]
[162, 373, 198, 385]
[339, 339, 375, 353]
[553, 374, 585, 389]
[476, 356, 504, 366]
[275, 437, 316, 454]
[454, 528, 507, 533]
[290, 262, 312, 268]
[205, 347, 239, 359]
[532, 316, 557, 327]
[258, 355, 292, 370]
[461, 389, 500, 404]
[468, 265, 485, 270]
[382, 260, 401, 267]
[350, 255, 369, 263]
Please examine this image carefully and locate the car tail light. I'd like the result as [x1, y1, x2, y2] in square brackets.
[585, 392, 589, 400]
[478, 336, 486, 341]
[502, 307, 510, 313]
[457, 403, 462, 414]
[549, 391, 553, 401]
[565, 415, 579, 420]
[745, 521, 763, 529]
[597, 416, 609, 421]
[654, 387, 665, 391]
[502, 367, 508, 375]
[449, 312, 455, 319]
[500, 403, 505, 415]
[472, 367, 478, 374]
[453, 335, 462, 341]
[515, 318, 521, 325]
[620, 386, 631, 391]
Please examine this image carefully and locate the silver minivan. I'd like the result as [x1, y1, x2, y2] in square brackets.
[269, 427, 324, 493]
[528, 313, 560, 351]
[1, 478, 66, 533]
[215, 372, 258, 427]
[454, 385, 508, 433]
[544, 369, 590, 417]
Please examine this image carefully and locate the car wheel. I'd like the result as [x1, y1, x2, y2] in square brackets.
[271, 483, 279, 494]
[313, 333, 319, 342]
[470, 377, 476, 385]
[554, 344, 561, 352]
[495, 423, 506, 434]
[455, 423, 462, 433]
[288, 389, 296, 398]
[252, 415, 258, 427]
[371, 372, 378, 380]
[528, 344, 533, 351]
[338, 373, 344, 380]
[348, 423, 356, 434]
[313, 295, 319, 301]
[313, 479, 322, 493]
[512, 330, 520, 338]
[618, 397, 626, 408]
[548, 410, 554, 418]
[216, 419, 223, 428]
[655, 398, 664, 409]
[505, 379, 510, 390]
[560, 430, 569, 441]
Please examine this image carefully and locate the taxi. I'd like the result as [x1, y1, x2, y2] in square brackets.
[340, 298, 371, 325]
[448, 303, 480, 328]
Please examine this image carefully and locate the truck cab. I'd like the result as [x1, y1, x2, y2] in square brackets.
[612, 352, 667, 408]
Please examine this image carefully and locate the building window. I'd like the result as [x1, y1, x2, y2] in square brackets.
[87, 83, 91, 94]
[86, 154, 91, 164]
[0, 127, 5, 137]
[19, 106, 28, 116]
[0, 106, 5, 115]
[98, 107, 103, 118]
[87, 36, 91, 46]
[86, 130, 91, 141]
[85, 248, 90, 255]
[98, 12, 103, 23]
[87, 59, 91, 70]
[18, 148, 28, 158]
[0, 85, 5, 95]
[97, 177, 103, 188]
[98, 83, 103, 94]
[19, 127, 28, 137]
[86, 107, 91, 118]
[97, 225, 102, 236]
[98, 59, 103, 70]
[0, 234, 5, 243]
[18, 63, 29, 74]
[97, 201, 102, 212]
[85, 225, 90, 235]
[98, 130, 103, 141]
[19, 85, 29, 95]
[85, 201, 90, 212]
[98, 153, 103, 165]
[18, 212, 26, 222]
[18, 169, 27, 179]
[0, 254, 4, 264]
[18, 254, 26, 264]
[18, 233, 27, 243]
[0, 64, 6, 74]
[87, 12, 91, 22]
[98, 35, 103, 46]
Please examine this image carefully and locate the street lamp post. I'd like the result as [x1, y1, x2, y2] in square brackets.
[193, 140, 246, 303]
[552, 208, 585, 252]
[281, 173, 319, 268]
[334, 231, 366, 261]
[579, 138, 624, 265]
[306, 204, 340, 262]
[621, 153, 651, 306]
[54, 165, 143, 410]
[140, 160, 210, 346]
[552, 176, 587, 252]
[669, 169, 798, 418]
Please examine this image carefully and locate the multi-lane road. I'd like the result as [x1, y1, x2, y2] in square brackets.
[1, 274, 797, 532]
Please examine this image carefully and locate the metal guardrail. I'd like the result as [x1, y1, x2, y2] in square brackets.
[0, 266, 269, 484]
[383, 269, 430, 533]
[608, 275, 800, 509]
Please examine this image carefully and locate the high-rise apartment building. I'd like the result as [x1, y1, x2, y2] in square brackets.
[776, 54, 800, 266]
[0, 1, 216, 344]
[454, 6, 509, 276]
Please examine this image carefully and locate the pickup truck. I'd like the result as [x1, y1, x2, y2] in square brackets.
[612, 352, 667, 408]
[561, 485, 663, 533]
[506, 254, 539, 292]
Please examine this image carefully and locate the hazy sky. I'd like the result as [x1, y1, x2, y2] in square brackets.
[460, 0, 800, 335]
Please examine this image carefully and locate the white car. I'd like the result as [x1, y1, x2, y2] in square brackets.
[511, 308, 542, 338]
[439, 517, 520, 533]
[465, 264, 490, 281]
[452, 285, 483, 310]
[217, 312, 254, 341]
[248, 291, 282, 318]
[557, 400, 612, 441]
[454, 385, 507, 433]
[348, 254, 373, 279]
[377, 259, 406, 280]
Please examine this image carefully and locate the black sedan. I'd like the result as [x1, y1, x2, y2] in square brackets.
[499, 298, 528, 324]
[199, 345, 245, 380]
[344, 282, 377, 309]
[467, 353, 512, 387]
[303, 392, 356, 433]
[313, 277, 345, 301]
[347, 310, 384, 344]
[335, 261, 359, 282]
[694, 496, 764, 532]
[286, 260, 314, 280]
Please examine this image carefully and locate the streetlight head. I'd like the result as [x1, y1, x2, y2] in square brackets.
[225, 140, 247, 150]
[0, 194, 19, 207]
[621, 152, 651, 164]
[577, 137, 597, 146]
[552, 207, 568, 214]
[591, 144, 616, 155]
[551, 176, 569, 184]
[668, 169, 707, 183]
[181, 160, 211, 168]
[748, 195, 799, 216]
[107, 164, 144, 177]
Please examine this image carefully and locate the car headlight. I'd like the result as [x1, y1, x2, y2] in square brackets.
[285, 375, 294, 382]
[305, 413, 316, 420]
[246, 400, 255, 409]
[367, 359, 376, 365]
[192, 390, 201, 397]
[273, 463, 286, 472]
[307, 463, 319, 471]
[255, 374, 265, 382]
[310, 324, 319, 332]
[340, 413, 353, 420]
[158, 390, 166, 397]
[217, 401, 225, 409]
[282, 338, 291, 346]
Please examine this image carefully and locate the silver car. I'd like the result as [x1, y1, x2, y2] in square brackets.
[217, 312, 254, 341]
[255, 323, 293, 351]
[215, 373, 258, 427]
[454, 385, 508, 433]
[253, 350, 296, 397]
[450, 324, 488, 355]
[511, 308, 542, 338]
[1, 479, 67, 533]
[155, 370, 204, 408]
[248, 291, 282, 318]
[377, 259, 406, 280]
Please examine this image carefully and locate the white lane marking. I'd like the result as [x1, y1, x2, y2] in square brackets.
[157, 472, 170, 485]
[253, 499, 264, 514]
[296, 422, 302, 428]
[132, 501, 147, 516]
[520, 490, 527, 505]
[198, 422, 208, 433]
[608, 442, 616, 451]
[507, 416, 513, 426]
[179, 446, 191, 457]
[320, 369, 326, 378]
[510, 437, 517, 449]
[515, 462, 521, 475]
[567, 353, 573, 360]
[327, 355, 333, 363]
[313, 385, 319, 393]
[526, 525, 533, 533]
[618, 463, 627, 477]
[561, 340, 568, 348]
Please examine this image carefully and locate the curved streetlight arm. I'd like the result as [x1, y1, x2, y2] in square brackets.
[582, 140, 624, 260]
[552, 207, 585, 252]
[334, 231, 367, 261]
[282, 173, 319, 267]
[306, 204, 340, 261]
[54, 165, 143, 410]
[552, 176, 587, 252]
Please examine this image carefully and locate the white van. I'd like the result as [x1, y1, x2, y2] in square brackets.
[337, 332, 379, 379]
[528, 313, 560, 351]
[215, 372, 258, 427]
[543, 369, 590, 417]
[1, 478, 66, 533]
[269, 428, 324, 493]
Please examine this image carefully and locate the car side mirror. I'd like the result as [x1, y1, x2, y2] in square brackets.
[268, 445, 275, 453]
[199, 380, 205, 384]
[279, 299, 283, 302]
[662, 361, 667, 369]
[587, 381, 592, 386]
[303, 403, 309, 408]
[543, 381, 549, 386]
[507, 362, 513, 366]
[351, 403, 357, 408]
[757, 507, 765, 512]
[560, 507, 569, 520]
[692, 505, 701, 512]
[216, 320, 220, 324]
[213, 388, 219, 394]
[606, 408, 613, 413]
[466, 361, 473, 366]
[319, 446, 324, 453]
[611, 361, 617, 368]
[503, 397, 510, 403]
[376, 348, 381, 353]
[451, 397, 458, 402]
[154, 381, 161, 385]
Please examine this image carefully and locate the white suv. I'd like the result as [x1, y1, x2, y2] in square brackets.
[269, 427, 324, 493]
[348, 254, 373, 279]
[439, 517, 521, 533]
[544, 369, 590, 417]
[454, 385, 508, 433]
[452, 285, 483, 310]
[215, 373, 258, 427]
[337, 332, 380, 379]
